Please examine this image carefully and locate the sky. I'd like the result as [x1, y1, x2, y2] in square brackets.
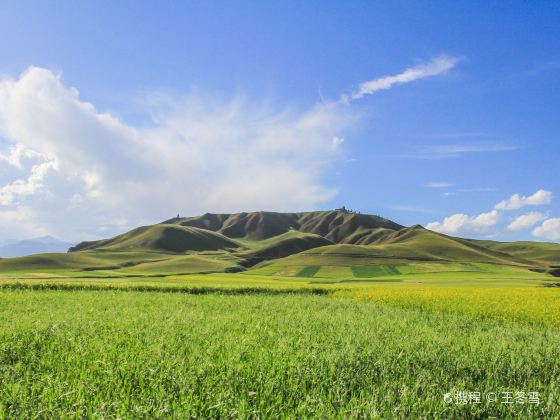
[0, 1, 559, 242]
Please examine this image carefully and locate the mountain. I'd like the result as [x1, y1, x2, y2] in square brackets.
[163, 210, 403, 242]
[0, 236, 74, 258]
[3, 209, 559, 277]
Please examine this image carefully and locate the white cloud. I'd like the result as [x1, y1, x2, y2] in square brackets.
[411, 144, 519, 159]
[428, 145, 518, 154]
[506, 212, 545, 232]
[426, 189, 557, 238]
[532, 218, 560, 241]
[331, 136, 345, 149]
[0, 66, 356, 240]
[425, 182, 453, 188]
[495, 189, 553, 211]
[0, 160, 56, 205]
[0, 144, 42, 168]
[350, 55, 459, 99]
[426, 210, 500, 235]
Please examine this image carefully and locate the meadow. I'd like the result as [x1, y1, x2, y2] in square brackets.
[0, 268, 559, 418]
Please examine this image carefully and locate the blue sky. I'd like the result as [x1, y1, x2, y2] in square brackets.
[0, 1, 559, 242]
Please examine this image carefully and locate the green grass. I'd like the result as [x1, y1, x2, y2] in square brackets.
[1, 289, 559, 417]
[296, 265, 321, 277]
[351, 264, 400, 277]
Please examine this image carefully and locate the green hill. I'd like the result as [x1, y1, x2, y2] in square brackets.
[246, 225, 539, 279]
[70, 224, 240, 253]
[376, 226, 533, 265]
[0, 252, 112, 271]
[240, 231, 333, 262]
[5, 209, 559, 279]
[464, 239, 560, 266]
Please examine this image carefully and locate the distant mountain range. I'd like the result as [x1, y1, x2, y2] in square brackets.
[0, 236, 74, 258]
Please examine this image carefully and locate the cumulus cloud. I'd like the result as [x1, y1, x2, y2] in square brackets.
[0, 160, 56, 205]
[427, 189, 556, 238]
[426, 210, 500, 235]
[0, 66, 358, 240]
[495, 189, 553, 210]
[532, 218, 560, 241]
[506, 212, 545, 232]
[350, 55, 459, 100]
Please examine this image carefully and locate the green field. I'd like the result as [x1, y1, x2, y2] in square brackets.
[1, 210, 559, 416]
[0, 269, 559, 417]
[0, 286, 559, 418]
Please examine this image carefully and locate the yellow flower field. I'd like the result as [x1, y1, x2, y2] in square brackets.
[335, 286, 560, 326]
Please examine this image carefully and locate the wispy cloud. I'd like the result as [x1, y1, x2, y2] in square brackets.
[424, 182, 454, 188]
[349, 55, 460, 100]
[410, 143, 520, 159]
[427, 132, 486, 139]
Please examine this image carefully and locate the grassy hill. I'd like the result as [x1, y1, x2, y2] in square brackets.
[239, 231, 333, 262]
[70, 224, 240, 253]
[464, 239, 560, 266]
[4, 209, 559, 280]
[244, 225, 544, 280]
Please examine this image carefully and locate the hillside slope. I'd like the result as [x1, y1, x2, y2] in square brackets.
[464, 239, 560, 266]
[251, 225, 534, 276]
[70, 224, 240, 253]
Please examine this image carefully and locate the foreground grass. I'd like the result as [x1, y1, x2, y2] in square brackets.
[0, 290, 559, 417]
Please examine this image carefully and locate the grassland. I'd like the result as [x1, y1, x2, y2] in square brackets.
[1, 288, 559, 418]
[0, 265, 559, 417]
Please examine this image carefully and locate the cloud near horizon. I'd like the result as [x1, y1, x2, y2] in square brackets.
[425, 210, 500, 235]
[427, 189, 557, 238]
[532, 218, 560, 241]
